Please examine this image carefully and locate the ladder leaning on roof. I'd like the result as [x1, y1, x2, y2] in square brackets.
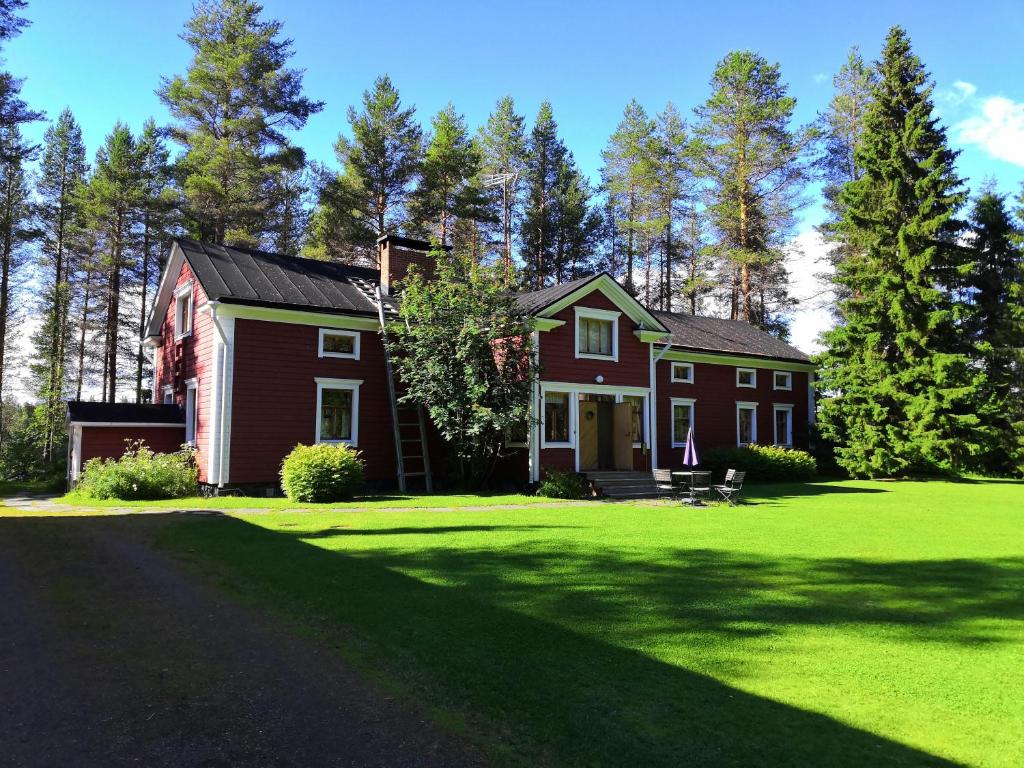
[375, 286, 433, 493]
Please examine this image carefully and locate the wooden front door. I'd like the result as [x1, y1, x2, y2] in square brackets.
[613, 402, 633, 470]
[579, 401, 599, 470]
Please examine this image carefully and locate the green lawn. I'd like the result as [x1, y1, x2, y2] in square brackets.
[158, 479, 1023, 767]
[54, 490, 571, 510]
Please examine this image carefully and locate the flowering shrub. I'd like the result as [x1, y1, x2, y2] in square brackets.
[76, 442, 197, 500]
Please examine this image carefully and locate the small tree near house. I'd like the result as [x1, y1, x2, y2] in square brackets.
[388, 250, 535, 488]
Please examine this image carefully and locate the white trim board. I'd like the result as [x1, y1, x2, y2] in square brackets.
[536, 273, 668, 333]
[314, 377, 363, 445]
[70, 422, 185, 428]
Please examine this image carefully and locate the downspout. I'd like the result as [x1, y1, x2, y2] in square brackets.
[209, 301, 230, 489]
[650, 338, 674, 470]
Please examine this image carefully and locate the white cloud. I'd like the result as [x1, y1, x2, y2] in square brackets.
[813, 72, 828, 85]
[784, 231, 835, 354]
[950, 80, 977, 101]
[956, 95, 1024, 167]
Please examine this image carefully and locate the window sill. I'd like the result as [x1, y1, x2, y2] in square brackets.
[174, 331, 192, 342]
[773, 386, 792, 392]
[576, 352, 618, 362]
[319, 352, 360, 360]
[317, 439, 357, 446]
[736, 383, 756, 389]
[542, 442, 573, 449]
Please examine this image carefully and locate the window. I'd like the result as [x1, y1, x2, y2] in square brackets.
[737, 402, 757, 446]
[574, 307, 620, 360]
[773, 371, 792, 391]
[773, 404, 793, 447]
[543, 391, 571, 445]
[174, 283, 193, 339]
[315, 378, 361, 445]
[318, 328, 360, 360]
[162, 386, 174, 405]
[671, 398, 695, 447]
[736, 368, 757, 388]
[184, 379, 198, 446]
[623, 394, 645, 445]
[670, 362, 694, 383]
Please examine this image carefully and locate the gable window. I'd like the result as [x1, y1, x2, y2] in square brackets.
[184, 379, 198, 446]
[671, 362, 694, 384]
[174, 283, 193, 339]
[318, 328, 360, 360]
[671, 398, 696, 447]
[622, 394, 645, 445]
[162, 386, 174, 405]
[543, 391, 571, 445]
[315, 378, 361, 445]
[774, 404, 793, 447]
[773, 371, 792, 391]
[736, 368, 757, 388]
[737, 402, 757, 446]
[574, 307, 620, 361]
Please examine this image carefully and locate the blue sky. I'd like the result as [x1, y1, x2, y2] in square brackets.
[9, 0, 1024, 229]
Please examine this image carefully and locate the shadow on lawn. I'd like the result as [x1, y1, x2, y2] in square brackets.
[150, 515, 981, 767]
[298, 524, 578, 538]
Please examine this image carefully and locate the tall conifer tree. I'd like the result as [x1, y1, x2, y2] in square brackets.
[521, 102, 566, 289]
[477, 96, 527, 275]
[818, 27, 981, 477]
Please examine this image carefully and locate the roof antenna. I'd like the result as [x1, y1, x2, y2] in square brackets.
[482, 171, 519, 281]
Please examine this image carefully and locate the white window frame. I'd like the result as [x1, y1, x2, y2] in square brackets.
[162, 385, 174, 405]
[736, 367, 757, 388]
[174, 282, 193, 340]
[315, 377, 362, 445]
[670, 361, 694, 384]
[318, 328, 360, 360]
[619, 393, 648, 449]
[736, 401, 758, 446]
[541, 389, 575, 448]
[184, 378, 198, 446]
[773, 370, 792, 391]
[773, 403, 794, 447]
[574, 306, 620, 362]
[670, 397, 696, 448]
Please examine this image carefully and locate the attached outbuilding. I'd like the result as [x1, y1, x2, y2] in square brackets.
[67, 401, 186, 487]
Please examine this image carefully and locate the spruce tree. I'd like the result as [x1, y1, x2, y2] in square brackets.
[693, 51, 812, 326]
[966, 189, 1024, 474]
[0, 0, 42, 149]
[159, 0, 321, 246]
[477, 96, 527, 275]
[551, 150, 600, 283]
[32, 108, 87, 459]
[521, 102, 566, 289]
[818, 27, 980, 477]
[312, 75, 422, 255]
[652, 102, 695, 311]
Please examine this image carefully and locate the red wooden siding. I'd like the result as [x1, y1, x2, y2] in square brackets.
[79, 427, 186, 471]
[656, 358, 809, 469]
[228, 318, 397, 484]
[153, 259, 216, 483]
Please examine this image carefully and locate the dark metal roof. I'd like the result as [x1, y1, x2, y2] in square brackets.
[653, 311, 811, 363]
[67, 402, 185, 425]
[514, 274, 603, 314]
[176, 239, 384, 316]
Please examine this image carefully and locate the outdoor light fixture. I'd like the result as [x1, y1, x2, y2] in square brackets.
[595, 375, 604, 383]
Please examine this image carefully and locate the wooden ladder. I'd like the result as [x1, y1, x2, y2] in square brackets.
[376, 286, 432, 493]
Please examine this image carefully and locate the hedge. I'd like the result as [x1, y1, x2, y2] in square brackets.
[697, 444, 817, 482]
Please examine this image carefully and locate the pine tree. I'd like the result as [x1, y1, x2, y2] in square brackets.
[0, 0, 42, 150]
[0, 125, 35, 437]
[159, 0, 322, 246]
[818, 27, 980, 477]
[818, 47, 876, 306]
[551, 151, 599, 283]
[693, 51, 812, 327]
[675, 205, 716, 315]
[312, 75, 422, 256]
[966, 188, 1024, 474]
[652, 103, 695, 311]
[521, 102, 566, 289]
[477, 96, 527, 275]
[601, 100, 659, 297]
[409, 104, 488, 248]
[32, 108, 87, 460]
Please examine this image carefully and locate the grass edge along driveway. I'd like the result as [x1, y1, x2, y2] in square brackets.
[153, 479, 1023, 768]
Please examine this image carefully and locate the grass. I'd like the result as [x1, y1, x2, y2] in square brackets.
[54, 490, 573, 510]
[0, 478, 63, 496]
[150, 478, 1024, 767]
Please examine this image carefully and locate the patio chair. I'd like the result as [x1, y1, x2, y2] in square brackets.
[653, 469, 675, 498]
[713, 470, 745, 506]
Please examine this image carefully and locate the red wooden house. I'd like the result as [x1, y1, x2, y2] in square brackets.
[67, 236, 815, 492]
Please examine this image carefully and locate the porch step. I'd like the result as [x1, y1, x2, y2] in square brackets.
[584, 471, 664, 499]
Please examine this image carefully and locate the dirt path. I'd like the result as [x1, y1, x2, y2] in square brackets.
[0, 515, 483, 768]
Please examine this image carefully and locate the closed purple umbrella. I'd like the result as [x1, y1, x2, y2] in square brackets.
[682, 426, 699, 467]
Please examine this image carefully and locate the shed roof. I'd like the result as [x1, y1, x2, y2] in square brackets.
[67, 401, 185, 425]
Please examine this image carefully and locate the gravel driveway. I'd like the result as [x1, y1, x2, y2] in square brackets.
[0, 513, 482, 768]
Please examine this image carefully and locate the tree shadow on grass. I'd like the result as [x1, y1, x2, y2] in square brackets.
[298, 524, 580, 538]
[153, 515, 973, 767]
[741, 481, 889, 505]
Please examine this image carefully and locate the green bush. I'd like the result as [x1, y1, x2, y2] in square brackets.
[537, 468, 591, 499]
[76, 442, 198, 500]
[280, 443, 365, 503]
[699, 444, 817, 482]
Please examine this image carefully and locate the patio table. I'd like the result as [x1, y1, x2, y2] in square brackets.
[672, 471, 712, 505]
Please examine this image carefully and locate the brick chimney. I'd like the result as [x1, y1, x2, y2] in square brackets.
[377, 235, 436, 295]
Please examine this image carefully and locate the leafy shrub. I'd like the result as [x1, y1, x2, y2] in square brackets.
[699, 444, 817, 482]
[280, 443, 365, 503]
[77, 441, 197, 500]
[537, 468, 591, 499]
